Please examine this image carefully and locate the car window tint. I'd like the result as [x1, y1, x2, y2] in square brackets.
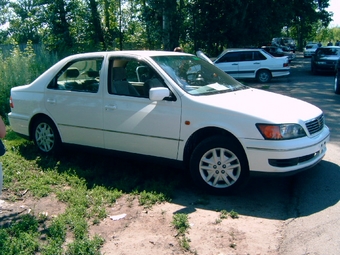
[253, 51, 266, 60]
[240, 52, 253, 61]
[218, 52, 240, 63]
[108, 58, 163, 98]
[49, 58, 102, 93]
[317, 48, 340, 56]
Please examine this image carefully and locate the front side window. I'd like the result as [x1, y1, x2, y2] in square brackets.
[152, 55, 248, 96]
[108, 57, 166, 98]
[48, 58, 102, 93]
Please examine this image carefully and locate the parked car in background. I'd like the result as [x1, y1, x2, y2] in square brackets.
[303, 43, 318, 57]
[261, 46, 295, 62]
[311, 46, 340, 74]
[335, 58, 340, 94]
[272, 37, 296, 52]
[213, 48, 290, 83]
[8, 51, 329, 194]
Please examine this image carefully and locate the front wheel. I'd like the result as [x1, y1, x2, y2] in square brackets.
[335, 71, 340, 94]
[33, 117, 61, 153]
[189, 136, 249, 195]
[256, 70, 271, 83]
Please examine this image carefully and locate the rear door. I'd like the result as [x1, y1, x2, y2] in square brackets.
[237, 51, 265, 79]
[44, 57, 104, 148]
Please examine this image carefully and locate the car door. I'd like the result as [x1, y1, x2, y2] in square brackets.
[103, 56, 182, 159]
[237, 51, 263, 79]
[44, 57, 104, 148]
[214, 52, 240, 78]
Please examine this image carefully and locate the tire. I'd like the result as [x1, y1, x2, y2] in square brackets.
[256, 70, 271, 83]
[189, 136, 249, 195]
[33, 117, 61, 153]
[311, 63, 318, 75]
[335, 71, 340, 94]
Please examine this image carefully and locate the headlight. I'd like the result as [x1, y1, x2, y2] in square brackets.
[256, 124, 306, 140]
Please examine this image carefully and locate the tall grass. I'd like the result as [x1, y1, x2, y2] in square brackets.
[0, 41, 59, 121]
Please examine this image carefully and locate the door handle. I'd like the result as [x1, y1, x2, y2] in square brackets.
[105, 105, 117, 110]
[46, 98, 56, 104]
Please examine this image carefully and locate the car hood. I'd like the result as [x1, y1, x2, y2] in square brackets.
[192, 87, 322, 124]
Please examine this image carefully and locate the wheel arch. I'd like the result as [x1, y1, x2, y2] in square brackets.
[28, 114, 59, 141]
[256, 68, 272, 76]
[183, 127, 246, 168]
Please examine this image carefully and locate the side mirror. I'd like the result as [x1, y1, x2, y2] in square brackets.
[149, 87, 171, 101]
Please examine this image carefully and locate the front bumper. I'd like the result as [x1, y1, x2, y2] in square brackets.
[242, 126, 330, 174]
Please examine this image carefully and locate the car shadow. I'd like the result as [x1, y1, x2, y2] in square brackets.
[14, 134, 340, 222]
[169, 159, 340, 221]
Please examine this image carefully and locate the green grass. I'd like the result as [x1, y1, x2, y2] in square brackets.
[0, 129, 180, 254]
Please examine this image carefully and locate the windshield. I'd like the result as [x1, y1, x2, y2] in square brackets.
[151, 55, 247, 95]
[317, 48, 340, 56]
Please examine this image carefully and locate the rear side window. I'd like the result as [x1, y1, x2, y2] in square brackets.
[253, 51, 267, 60]
[48, 58, 103, 93]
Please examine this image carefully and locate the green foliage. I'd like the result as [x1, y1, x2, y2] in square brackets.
[0, 214, 40, 255]
[0, 43, 58, 119]
[172, 213, 190, 235]
[172, 213, 191, 251]
[0, 0, 334, 56]
[138, 190, 168, 208]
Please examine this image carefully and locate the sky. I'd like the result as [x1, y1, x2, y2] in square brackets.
[327, 0, 340, 27]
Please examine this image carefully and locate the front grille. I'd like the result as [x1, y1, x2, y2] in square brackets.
[305, 114, 324, 135]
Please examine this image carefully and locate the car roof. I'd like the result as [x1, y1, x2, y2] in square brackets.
[62, 50, 193, 60]
[218, 48, 263, 56]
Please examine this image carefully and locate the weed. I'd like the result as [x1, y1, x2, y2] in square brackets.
[220, 209, 228, 219]
[229, 210, 239, 219]
[172, 213, 191, 251]
[172, 213, 190, 235]
[214, 218, 222, 224]
[138, 190, 168, 209]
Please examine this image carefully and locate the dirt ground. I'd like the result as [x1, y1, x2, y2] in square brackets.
[0, 189, 283, 255]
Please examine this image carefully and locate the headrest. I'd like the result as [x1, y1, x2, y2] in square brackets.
[87, 70, 99, 78]
[112, 67, 127, 81]
[65, 67, 80, 78]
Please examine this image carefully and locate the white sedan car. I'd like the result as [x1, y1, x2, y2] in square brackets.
[8, 51, 330, 194]
[303, 43, 318, 57]
[213, 48, 290, 83]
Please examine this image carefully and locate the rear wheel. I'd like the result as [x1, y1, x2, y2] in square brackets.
[189, 136, 249, 195]
[256, 70, 271, 83]
[33, 117, 61, 153]
[335, 71, 340, 94]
